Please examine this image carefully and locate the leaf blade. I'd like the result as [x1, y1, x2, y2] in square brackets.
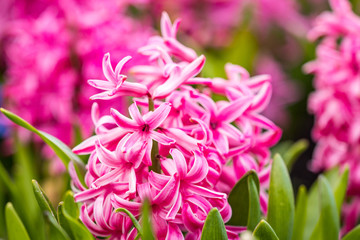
[292, 185, 307, 240]
[5, 203, 31, 240]
[267, 154, 295, 240]
[201, 208, 228, 240]
[227, 170, 261, 230]
[252, 220, 279, 240]
[32, 179, 57, 220]
[309, 176, 339, 240]
[1, 108, 85, 172]
[343, 225, 360, 240]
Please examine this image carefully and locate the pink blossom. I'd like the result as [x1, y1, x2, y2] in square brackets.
[70, 12, 281, 239]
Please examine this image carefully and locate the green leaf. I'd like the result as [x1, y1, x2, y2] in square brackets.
[343, 225, 360, 240]
[267, 154, 295, 240]
[252, 220, 279, 240]
[5, 203, 31, 240]
[0, 160, 16, 195]
[63, 191, 79, 219]
[142, 200, 155, 240]
[59, 192, 94, 240]
[309, 176, 339, 240]
[333, 167, 349, 215]
[201, 208, 228, 240]
[227, 170, 261, 230]
[32, 179, 56, 220]
[1, 108, 86, 186]
[44, 211, 71, 240]
[283, 139, 308, 170]
[57, 203, 73, 239]
[0, 185, 6, 238]
[303, 167, 348, 240]
[292, 185, 307, 240]
[116, 208, 142, 235]
[13, 140, 46, 240]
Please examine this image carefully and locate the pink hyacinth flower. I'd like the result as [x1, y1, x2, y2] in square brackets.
[110, 102, 175, 165]
[88, 53, 148, 100]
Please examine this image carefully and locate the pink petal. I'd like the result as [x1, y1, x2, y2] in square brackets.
[225, 63, 250, 82]
[181, 55, 206, 81]
[122, 132, 144, 152]
[95, 140, 118, 167]
[153, 176, 180, 205]
[186, 184, 226, 199]
[94, 196, 110, 230]
[150, 131, 175, 145]
[166, 193, 182, 220]
[73, 135, 98, 154]
[161, 157, 178, 176]
[91, 168, 123, 188]
[148, 171, 172, 190]
[102, 53, 115, 83]
[218, 96, 252, 123]
[170, 149, 187, 179]
[117, 82, 148, 97]
[250, 82, 272, 112]
[219, 122, 244, 142]
[165, 38, 197, 62]
[110, 108, 139, 130]
[145, 102, 172, 129]
[129, 102, 145, 125]
[186, 150, 208, 183]
[80, 204, 109, 236]
[112, 195, 142, 214]
[166, 223, 184, 240]
[212, 130, 229, 155]
[88, 79, 114, 90]
[161, 12, 173, 38]
[114, 56, 132, 78]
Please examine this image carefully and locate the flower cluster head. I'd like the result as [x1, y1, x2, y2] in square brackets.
[71, 12, 281, 239]
[305, 0, 360, 233]
[3, 0, 152, 172]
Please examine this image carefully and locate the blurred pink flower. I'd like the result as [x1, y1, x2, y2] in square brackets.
[248, 0, 309, 36]
[305, 0, 360, 234]
[3, 0, 152, 172]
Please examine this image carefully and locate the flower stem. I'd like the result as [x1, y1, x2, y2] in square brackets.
[148, 97, 154, 112]
[149, 141, 160, 173]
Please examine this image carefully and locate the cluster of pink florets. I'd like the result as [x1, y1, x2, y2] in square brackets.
[70, 13, 281, 239]
[305, 0, 360, 233]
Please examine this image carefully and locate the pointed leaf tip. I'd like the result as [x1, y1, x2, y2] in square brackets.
[32, 179, 57, 220]
[228, 170, 260, 230]
[201, 208, 228, 240]
[5, 202, 31, 240]
[253, 220, 279, 240]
